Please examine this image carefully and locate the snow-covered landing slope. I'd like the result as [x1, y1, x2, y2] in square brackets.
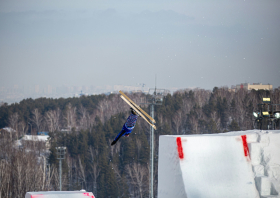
[157, 130, 280, 198]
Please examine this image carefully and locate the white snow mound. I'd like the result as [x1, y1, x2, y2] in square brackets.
[157, 130, 280, 198]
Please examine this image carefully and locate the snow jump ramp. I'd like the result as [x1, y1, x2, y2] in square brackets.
[157, 130, 280, 198]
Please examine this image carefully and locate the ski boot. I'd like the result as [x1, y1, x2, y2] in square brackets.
[130, 108, 140, 116]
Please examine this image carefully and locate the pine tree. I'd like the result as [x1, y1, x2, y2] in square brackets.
[216, 97, 228, 129]
[121, 135, 136, 167]
[105, 163, 118, 197]
[207, 119, 219, 133]
[138, 130, 149, 165]
[229, 120, 240, 131]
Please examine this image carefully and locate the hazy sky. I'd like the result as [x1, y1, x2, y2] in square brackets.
[1, 0, 280, 90]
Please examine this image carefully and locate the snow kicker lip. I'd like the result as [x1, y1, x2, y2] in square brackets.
[158, 131, 280, 198]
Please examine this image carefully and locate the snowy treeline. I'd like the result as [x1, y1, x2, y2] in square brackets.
[0, 87, 280, 197]
[157, 87, 280, 135]
[0, 93, 147, 135]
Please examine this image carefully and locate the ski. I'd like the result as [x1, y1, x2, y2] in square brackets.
[120, 95, 157, 130]
[119, 90, 156, 123]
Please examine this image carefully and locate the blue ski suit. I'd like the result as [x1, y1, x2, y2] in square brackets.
[113, 113, 139, 141]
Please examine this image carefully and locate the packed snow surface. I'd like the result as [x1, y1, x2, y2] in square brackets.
[157, 130, 280, 198]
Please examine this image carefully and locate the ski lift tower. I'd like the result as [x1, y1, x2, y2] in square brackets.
[56, 147, 67, 191]
[144, 87, 169, 198]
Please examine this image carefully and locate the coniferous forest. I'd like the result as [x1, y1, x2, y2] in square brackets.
[0, 87, 280, 198]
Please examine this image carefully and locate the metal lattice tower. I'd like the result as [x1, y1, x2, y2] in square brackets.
[56, 147, 67, 191]
[143, 87, 169, 198]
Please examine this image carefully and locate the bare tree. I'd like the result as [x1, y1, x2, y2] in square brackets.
[112, 164, 126, 197]
[79, 106, 89, 130]
[53, 108, 61, 132]
[19, 121, 27, 137]
[13, 149, 25, 197]
[31, 108, 43, 134]
[8, 112, 19, 139]
[0, 133, 12, 198]
[189, 115, 199, 134]
[0, 159, 10, 198]
[45, 108, 61, 132]
[126, 163, 148, 198]
[78, 156, 87, 189]
[51, 166, 60, 191]
[193, 88, 211, 107]
[182, 96, 193, 115]
[97, 99, 108, 123]
[88, 147, 100, 196]
[45, 110, 55, 132]
[64, 103, 77, 131]
[211, 111, 221, 131]
[0, 129, 56, 197]
[172, 110, 183, 135]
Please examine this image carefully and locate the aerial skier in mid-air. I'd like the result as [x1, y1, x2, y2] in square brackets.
[111, 91, 157, 146]
[111, 108, 139, 146]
